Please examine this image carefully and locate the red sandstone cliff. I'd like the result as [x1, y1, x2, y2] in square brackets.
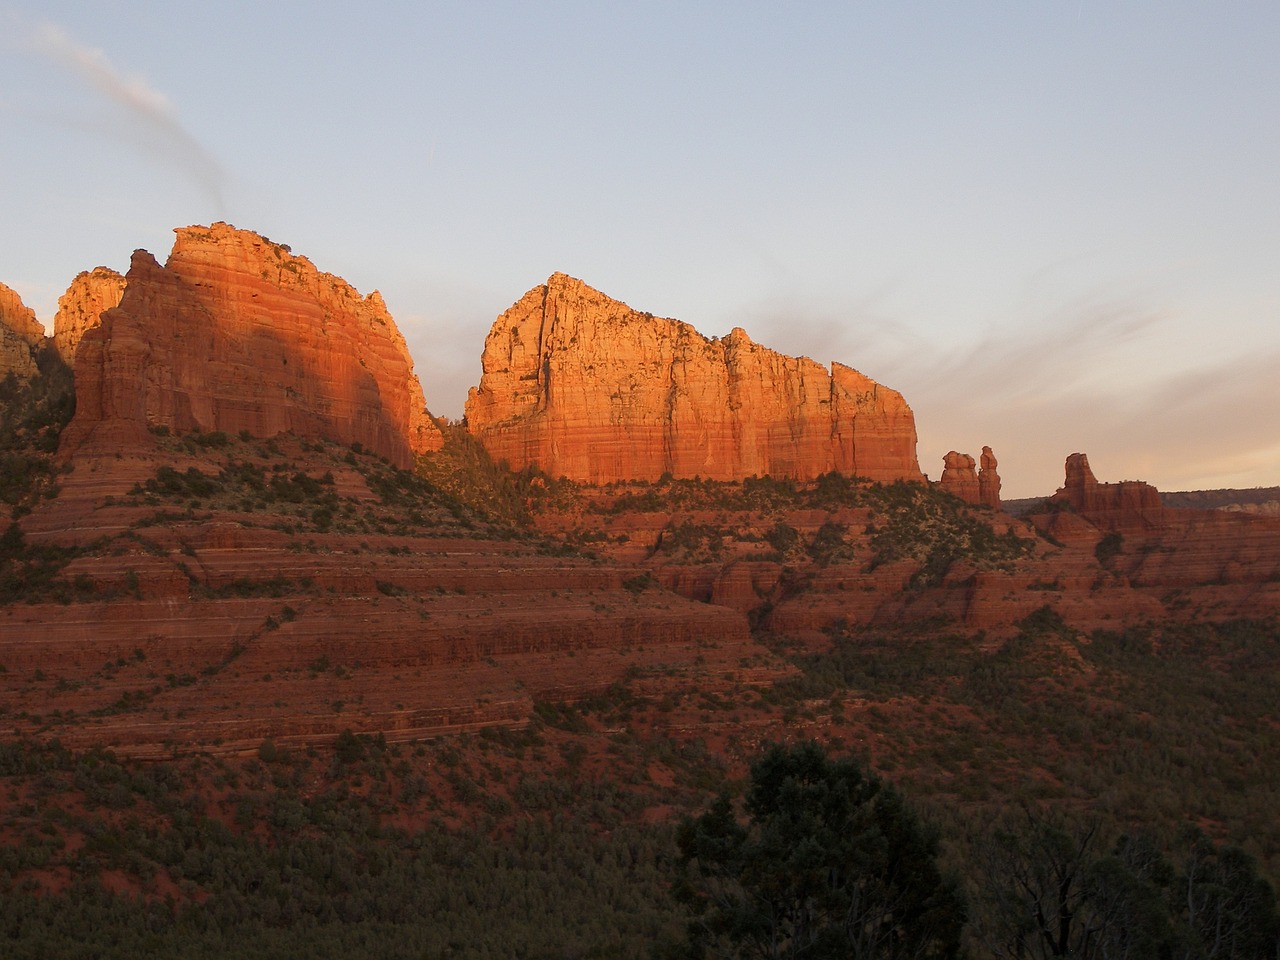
[0, 282, 46, 379]
[1049, 452, 1164, 532]
[54, 266, 126, 364]
[936, 446, 1002, 509]
[61, 223, 441, 466]
[465, 274, 924, 484]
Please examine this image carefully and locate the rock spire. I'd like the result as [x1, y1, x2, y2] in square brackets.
[1050, 452, 1164, 531]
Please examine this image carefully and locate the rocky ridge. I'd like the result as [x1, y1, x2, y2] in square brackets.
[1048, 452, 1164, 532]
[53, 266, 126, 364]
[979, 446, 1001, 509]
[466, 274, 924, 484]
[6, 224, 1280, 761]
[62, 223, 441, 468]
[0, 282, 46, 379]
[938, 446, 1001, 509]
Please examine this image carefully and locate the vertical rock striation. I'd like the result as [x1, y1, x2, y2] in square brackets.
[1051, 452, 1164, 531]
[62, 222, 441, 466]
[940, 446, 1002, 509]
[54, 267, 127, 365]
[979, 446, 1001, 510]
[0, 282, 46, 379]
[940, 451, 980, 503]
[465, 274, 924, 484]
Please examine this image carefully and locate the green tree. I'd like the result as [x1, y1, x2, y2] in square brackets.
[675, 741, 965, 959]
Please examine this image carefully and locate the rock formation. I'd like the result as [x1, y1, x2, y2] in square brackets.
[940, 452, 980, 503]
[979, 446, 1001, 510]
[53, 267, 126, 364]
[0, 282, 46, 379]
[465, 274, 924, 484]
[62, 222, 441, 467]
[1050, 452, 1164, 531]
[938, 446, 1001, 509]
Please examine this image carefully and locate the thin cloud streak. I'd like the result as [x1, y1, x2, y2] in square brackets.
[27, 20, 227, 212]
[905, 308, 1280, 497]
[602, 287, 1276, 498]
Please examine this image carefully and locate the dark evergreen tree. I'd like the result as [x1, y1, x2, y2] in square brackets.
[675, 741, 965, 959]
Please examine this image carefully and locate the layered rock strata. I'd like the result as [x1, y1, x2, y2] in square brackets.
[938, 446, 1001, 509]
[53, 267, 126, 364]
[940, 451, 980, 503]
[979, 446, 1001, 509]
[0, 282, 46, 379]
[62, 223, 441, 466]
[1050, 452, 1164, 532]
[466, 274, 924, 483]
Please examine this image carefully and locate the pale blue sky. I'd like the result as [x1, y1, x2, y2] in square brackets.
[3, 2, 1277, 497]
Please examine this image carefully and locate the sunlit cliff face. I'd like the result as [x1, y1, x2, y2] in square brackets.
[59, 223, 440, 467]
[466, 273, 924, 484]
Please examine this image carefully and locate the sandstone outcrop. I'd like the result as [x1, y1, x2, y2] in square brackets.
[940, 452, 980, 503]
[979, 446, 1001, 509]
[62, 223, 441, 466]
[0, 282, 46, 379]
[939, 445, 1001, 509]
[1049, 452, 1164, 532]
[465, 274, 924, 484]
[53, 266, 126, 364]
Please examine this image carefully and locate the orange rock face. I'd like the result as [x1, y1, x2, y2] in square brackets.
[465, 274, 924, 483]
[979, 446, 1001, 510]
[940, 451, 980, 503]
[938, 446, 1001, 509]
[62, 223, 441, 467]
[1050, 452, 1163, 532]
[0, 281, 46, 379]
[53, 266, 126, 365]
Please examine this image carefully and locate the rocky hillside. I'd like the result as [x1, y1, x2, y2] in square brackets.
[3, 228, 1280, 958]
[4, 226, 1280, 758]
[465, 273, 923, 484]
[3, 429, 767, 757]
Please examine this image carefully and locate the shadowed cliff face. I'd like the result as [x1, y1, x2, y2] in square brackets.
[465, 273, 924, 484]
[60, 222, 441, 467]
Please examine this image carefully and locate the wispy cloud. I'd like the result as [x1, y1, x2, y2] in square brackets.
[26, 19, 226, 211]
[901, 305, 1280, 497]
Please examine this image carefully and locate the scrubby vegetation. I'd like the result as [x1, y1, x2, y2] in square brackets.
[0, 348, 75, 516]
[0, 522, 83, 604]
[3, 367, 1277, 955]
[416, 420, 578, 526]
[630, 474, 1032, 578]
[0, 737, 684, 959]
[0, 685, 1276, 958]
[768, 611, 1280, 883]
